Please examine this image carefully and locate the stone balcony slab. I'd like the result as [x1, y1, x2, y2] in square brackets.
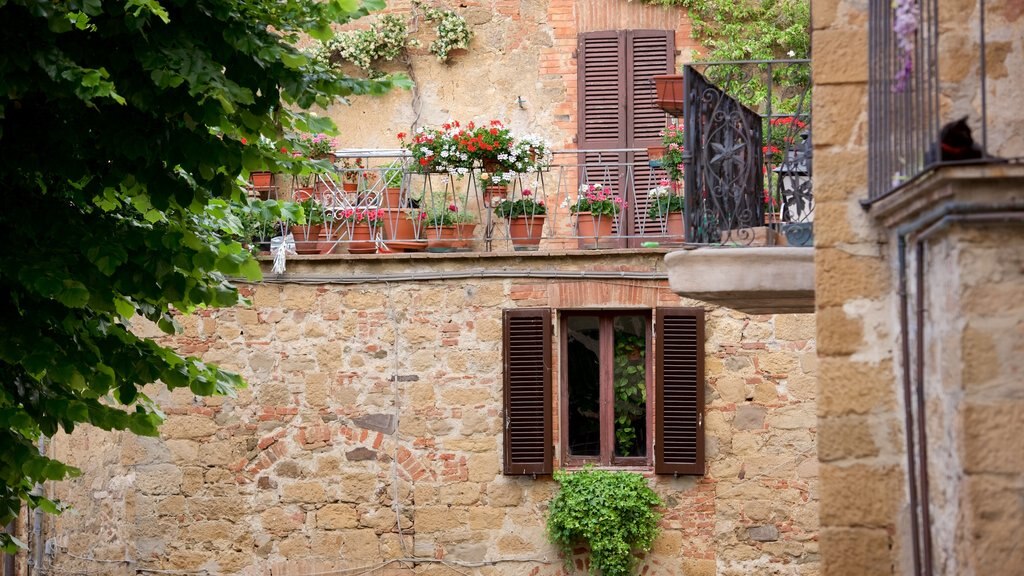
[664, 247, 815, 314]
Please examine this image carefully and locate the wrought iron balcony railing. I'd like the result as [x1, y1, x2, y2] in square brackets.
[680, 60, 812, 247]
[866, 0, 1022, 203]
[246, 149, 692, 256]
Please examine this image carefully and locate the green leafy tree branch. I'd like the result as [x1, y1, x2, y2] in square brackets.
[0, 0, 407, 552]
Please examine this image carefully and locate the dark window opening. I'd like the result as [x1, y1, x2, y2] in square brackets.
[563, 312, 651, 466]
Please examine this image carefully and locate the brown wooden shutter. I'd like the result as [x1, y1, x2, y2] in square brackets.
[655, 307, 705, 475]
[578, 31, 628, 231]
[503, 308, 552, 475]
[578, 30, 675, 245]
[627, 31, 675, 239]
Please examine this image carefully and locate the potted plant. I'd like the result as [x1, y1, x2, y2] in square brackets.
[299, 132, 336, 162]
[547, 468, 662, 576]
[660, 124, 685, 184]
[424, 204, 475, 250]
[493, 189, 546, 251]
[568, 182, 624, 249]
[336, 157, 366, 193]
[338, 207, 384, 253]
[652, 73, 683, 115]
[398, 120, 550, 176]
[380, 167, 404, 208]
[290, 198, 325, 254]
[478, 170, 514, 206]
[647, 180, 685, 237]
[234, 198, 297, 254]
[398, 122, 474, 174]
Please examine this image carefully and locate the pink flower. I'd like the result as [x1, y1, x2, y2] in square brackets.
[448, 204, 458, 212]
[522, 189, 532, 197]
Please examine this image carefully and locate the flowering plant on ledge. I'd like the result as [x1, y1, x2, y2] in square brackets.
[660, 124, 685, 182]
[493, 189, 547, 219]
[398, 123, 471, 174]
[338, 208, 385, 227]
[568, 183, 624, 217]
[299, 133, 336, 159]
[424, 203, 475, 227]
[398, 120, 550, 174]
[647, 180, 684, 219]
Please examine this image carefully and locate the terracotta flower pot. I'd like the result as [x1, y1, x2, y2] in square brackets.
[425, 223, 475, 251]
[665, 211, 684, 237]
[380, 209, 419, 241]
[574, 212, 615, 249]
[507, 216, 545, 251]
[382, 187, 403, 209]
[250, 171, 273, 189]
[653, 74, 684, 115]
[349, 222, 378, 254]
[482, 185, 508, 207]
[290, 225, 322, 254]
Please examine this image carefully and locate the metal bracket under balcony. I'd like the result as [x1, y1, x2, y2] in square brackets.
[664, 247, 814, 314]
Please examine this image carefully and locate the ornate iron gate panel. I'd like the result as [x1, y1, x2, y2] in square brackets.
[682, 66, 765, 244]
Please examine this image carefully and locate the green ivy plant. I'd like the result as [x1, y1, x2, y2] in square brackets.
[547, 468, 663, 576]
[642, 0, 808, 63]
[640, 0, 810, 114]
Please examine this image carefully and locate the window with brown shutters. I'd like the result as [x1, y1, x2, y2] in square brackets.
[655, 307, 705, 475]
[502, 307, 704, 476]
[578, 30, 675, 246]
[502, 308, 552, 475]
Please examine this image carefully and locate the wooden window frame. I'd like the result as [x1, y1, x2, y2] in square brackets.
[558, 310, 654, 468]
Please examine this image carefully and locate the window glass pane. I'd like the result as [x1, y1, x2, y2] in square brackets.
[567, 315, 600, 457]
[613, 315, 647, 457]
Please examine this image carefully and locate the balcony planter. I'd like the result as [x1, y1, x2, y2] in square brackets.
[483, 185, 508, 207]
[426, 223, 476, 252]
[574, 212, 615, 250]
[507, 216, 546, 251]
[382, 187, 403, 209]
[653, 74, 684, 116]
[289, 225, 322, 254]
[663, 212, 684, 237]
[381, 209, 419, 241]
[349, 222, 378, 254]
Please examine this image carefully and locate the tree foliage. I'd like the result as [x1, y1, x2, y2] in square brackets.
[641, 0, 809, 62]
[0, 0, 407, 552]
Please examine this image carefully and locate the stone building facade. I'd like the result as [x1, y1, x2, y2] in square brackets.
[812, 0, 1024, 574]
[43, 253, 819, 575]
[324, 0, 699, 150]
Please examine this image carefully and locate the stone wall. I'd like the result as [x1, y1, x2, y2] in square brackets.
[43, 253, 818, 576]
[812, 0, 1024, 572]
[811, 0, 907, 572]
[921, 223, 1024, 574]
[317, 0, 698, 150]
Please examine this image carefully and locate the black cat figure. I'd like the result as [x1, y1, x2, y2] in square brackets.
[932, 116, 984, 162]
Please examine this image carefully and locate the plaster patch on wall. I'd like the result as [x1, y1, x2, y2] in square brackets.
[843, 297, 894, 364]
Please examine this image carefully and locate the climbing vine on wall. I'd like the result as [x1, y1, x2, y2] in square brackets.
[640, 0, 809, 62]
[640, 0, 811, 114]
